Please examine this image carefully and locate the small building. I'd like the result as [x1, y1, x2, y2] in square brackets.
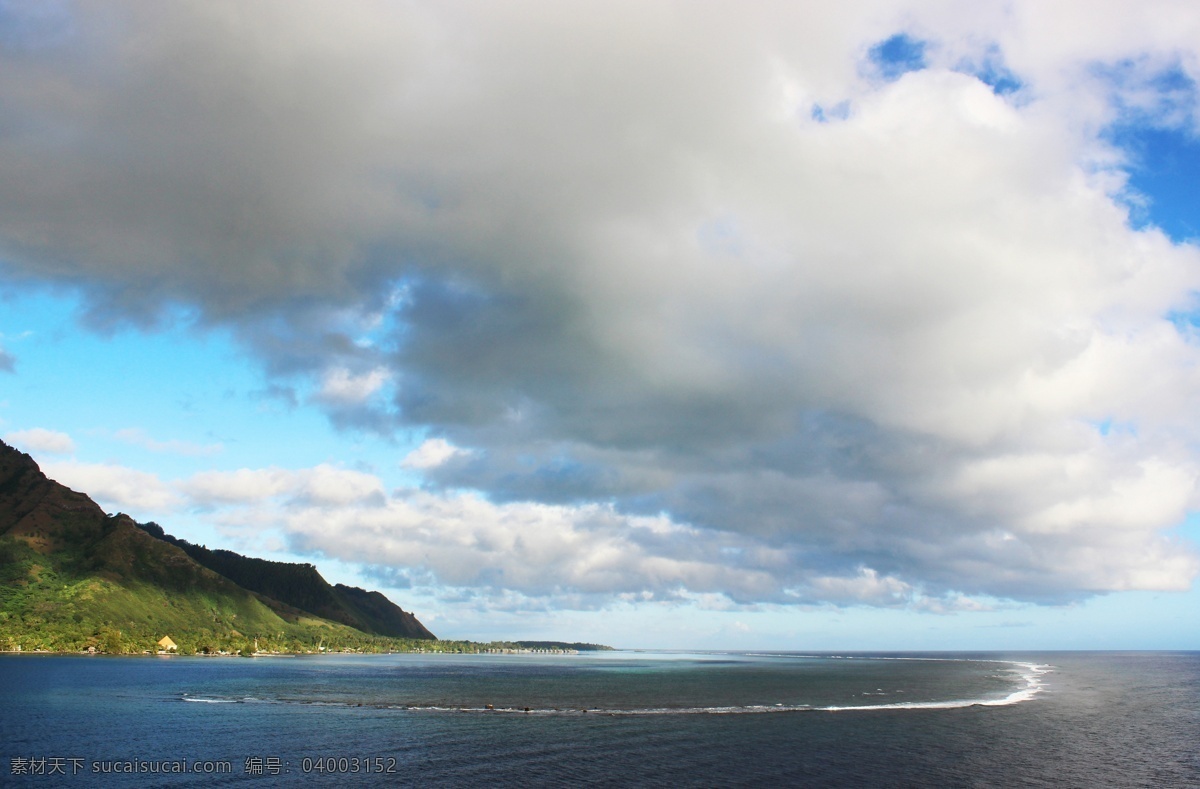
[157, 636, 178, 653]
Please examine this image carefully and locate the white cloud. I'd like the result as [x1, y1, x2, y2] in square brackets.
[314, 367, 390, 405]
[401, 438, 468, 470]
[295, 465, 387, 506]
[5, 428, 75, 456]
[804, 569, 915, 607]
[182, 465, 385, 507]
[282, 492, 789, 604]
[41, 461, 180, 513]
[183, 468, 298, 504]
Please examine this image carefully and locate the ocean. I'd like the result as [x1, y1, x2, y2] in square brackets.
[1, 651, 1197, 787]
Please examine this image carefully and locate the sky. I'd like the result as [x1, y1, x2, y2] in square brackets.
[2, 0, 1200, 650]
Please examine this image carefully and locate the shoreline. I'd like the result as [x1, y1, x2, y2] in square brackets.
[0, 648, 590, 658]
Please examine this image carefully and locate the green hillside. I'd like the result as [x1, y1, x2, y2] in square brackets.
[136, 522, 436, 639]
[0, 441, 436, 654]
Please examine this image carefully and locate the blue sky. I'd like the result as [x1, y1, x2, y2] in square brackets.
[2, 1, 1200, 649]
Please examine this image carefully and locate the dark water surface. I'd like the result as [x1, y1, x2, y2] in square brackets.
[1, 651, 1197, 786]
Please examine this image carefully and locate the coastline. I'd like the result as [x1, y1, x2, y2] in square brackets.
[0, 645, 593, 658]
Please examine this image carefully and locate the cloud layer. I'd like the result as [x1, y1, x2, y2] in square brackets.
[4, 1, 1200, 607]
[4, 428, 74, 456]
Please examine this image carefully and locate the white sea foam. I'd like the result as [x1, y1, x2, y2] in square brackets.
[180, 697, 239, 704]
[820, 660, 1052, 712]
[396, 704, 819, 715]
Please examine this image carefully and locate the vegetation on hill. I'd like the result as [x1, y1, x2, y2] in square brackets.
[513, 641, 614, 652]
[136, 522, 435, 639]
[1, 529, 366, 654]
[0, 441, 435, 653]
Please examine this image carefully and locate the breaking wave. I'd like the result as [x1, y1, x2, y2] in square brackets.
[174, 656, 1051, 716]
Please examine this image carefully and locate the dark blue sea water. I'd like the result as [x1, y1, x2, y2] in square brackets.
[1, 651, 1197, 787]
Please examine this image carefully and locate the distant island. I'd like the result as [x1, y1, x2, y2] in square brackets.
[0, 440, 611, 656]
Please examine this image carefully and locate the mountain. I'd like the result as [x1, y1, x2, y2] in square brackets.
[331, 583, 436, 640]
[136, 522, 435, 640]
[0, 440, 435, 653]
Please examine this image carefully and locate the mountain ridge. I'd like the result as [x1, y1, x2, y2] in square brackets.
[135, 521, 435, 640]
[0, 440, 436, 653]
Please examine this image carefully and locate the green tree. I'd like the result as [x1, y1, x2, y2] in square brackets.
[102, 628, 124, 654]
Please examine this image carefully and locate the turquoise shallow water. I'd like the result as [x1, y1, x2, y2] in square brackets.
[1, 651, 1197, 786]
